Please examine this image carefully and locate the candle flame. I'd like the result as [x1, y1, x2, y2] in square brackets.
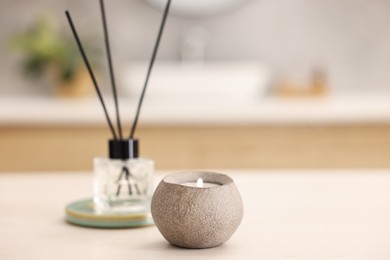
[196, 178, 203, 188]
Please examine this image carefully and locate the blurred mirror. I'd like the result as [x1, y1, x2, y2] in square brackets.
[141, 0, 252, 17]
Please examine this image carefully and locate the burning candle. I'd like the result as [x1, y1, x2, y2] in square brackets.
[151, 171, 243, 249]
[182, 178, 220, 188]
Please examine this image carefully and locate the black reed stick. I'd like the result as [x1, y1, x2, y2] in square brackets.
[99, 0, 123, 140]
[65, 11, 118, 140]
[129, 0, 172, 138]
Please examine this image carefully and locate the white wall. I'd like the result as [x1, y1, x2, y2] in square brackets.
[1, 0, 390, 96]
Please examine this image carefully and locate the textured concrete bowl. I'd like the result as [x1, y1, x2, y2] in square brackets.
[151, 171, 243, 249]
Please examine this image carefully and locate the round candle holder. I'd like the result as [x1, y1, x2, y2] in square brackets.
[151, 171, 243, 249]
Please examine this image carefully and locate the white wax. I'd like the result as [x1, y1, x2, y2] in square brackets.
[181, 178, 220, 188]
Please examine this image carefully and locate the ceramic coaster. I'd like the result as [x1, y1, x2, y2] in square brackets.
[65, 198, 154, 228]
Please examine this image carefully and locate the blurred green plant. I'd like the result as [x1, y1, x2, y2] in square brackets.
[10, 17, 100, 83]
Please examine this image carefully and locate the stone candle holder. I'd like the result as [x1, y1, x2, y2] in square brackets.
[151, 171, 243, 249]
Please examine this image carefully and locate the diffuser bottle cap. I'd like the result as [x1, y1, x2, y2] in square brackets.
[109, 139, 139, 159]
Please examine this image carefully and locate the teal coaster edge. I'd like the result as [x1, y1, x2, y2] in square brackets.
[65, 198, 154, 228]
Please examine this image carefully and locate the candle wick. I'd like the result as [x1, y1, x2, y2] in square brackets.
[196, 178, 203, 188]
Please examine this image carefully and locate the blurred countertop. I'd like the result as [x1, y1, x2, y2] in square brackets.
[1, 96, 390, 126]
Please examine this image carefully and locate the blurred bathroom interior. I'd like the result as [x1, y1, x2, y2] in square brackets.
[1, 0, 390, 172]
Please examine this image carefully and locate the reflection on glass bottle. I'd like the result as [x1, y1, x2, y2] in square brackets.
[116, 166, 143, 196]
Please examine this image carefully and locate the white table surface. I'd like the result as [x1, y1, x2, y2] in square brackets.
[1, 170, 390, 260]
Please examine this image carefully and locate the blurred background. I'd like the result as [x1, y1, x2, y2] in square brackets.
[1, 0, 390, 171]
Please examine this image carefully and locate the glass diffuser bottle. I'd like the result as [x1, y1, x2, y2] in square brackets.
[65, 0, 171, 226]
[93, 139, 154, 213]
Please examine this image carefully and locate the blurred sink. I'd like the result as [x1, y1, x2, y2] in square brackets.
[121, 60, 271, 101]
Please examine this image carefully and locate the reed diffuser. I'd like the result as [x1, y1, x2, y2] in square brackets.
[65, 0, 171, 216]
